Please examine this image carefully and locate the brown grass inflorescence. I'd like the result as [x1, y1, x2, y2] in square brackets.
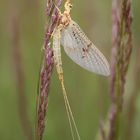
[35, 0, 62, 140]
[108, 0, 133, 140]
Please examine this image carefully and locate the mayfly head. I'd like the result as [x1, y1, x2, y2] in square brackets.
[64, 1, 73, 12]
[58, 1, 72, 27]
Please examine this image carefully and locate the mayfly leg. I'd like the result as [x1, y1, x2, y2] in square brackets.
[53, 27, 81, 140]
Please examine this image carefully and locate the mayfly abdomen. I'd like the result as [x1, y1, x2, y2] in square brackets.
[53, 28, 63, 79]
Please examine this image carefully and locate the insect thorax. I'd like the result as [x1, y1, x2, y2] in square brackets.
[59, 1, 72, 28]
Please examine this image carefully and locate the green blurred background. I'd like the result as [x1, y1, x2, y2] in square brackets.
[0, 0, 140, 140]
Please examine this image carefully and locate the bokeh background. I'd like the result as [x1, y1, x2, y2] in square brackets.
[0, 0, 140, 140]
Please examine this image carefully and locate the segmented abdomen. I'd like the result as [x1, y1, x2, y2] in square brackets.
[53, 28, 63, 77]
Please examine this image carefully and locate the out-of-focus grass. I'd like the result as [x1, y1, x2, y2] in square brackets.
[0, 0, 140, 140]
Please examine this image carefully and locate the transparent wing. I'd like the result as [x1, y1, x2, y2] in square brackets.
[61, 20, 110, 76]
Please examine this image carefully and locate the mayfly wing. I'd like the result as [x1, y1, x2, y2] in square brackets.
[61, 20, 110, 76]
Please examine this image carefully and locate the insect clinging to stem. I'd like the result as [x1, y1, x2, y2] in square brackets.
[52, 0, 110, 140]
[53, 0, 110, 79]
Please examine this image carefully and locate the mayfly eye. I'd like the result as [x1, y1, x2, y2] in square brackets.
[69, 4, 72, 9]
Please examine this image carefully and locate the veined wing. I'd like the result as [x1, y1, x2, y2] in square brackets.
[61, 20, 110, 76]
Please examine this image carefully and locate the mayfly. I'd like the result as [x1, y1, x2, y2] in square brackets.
[52, 0, 110, 140]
